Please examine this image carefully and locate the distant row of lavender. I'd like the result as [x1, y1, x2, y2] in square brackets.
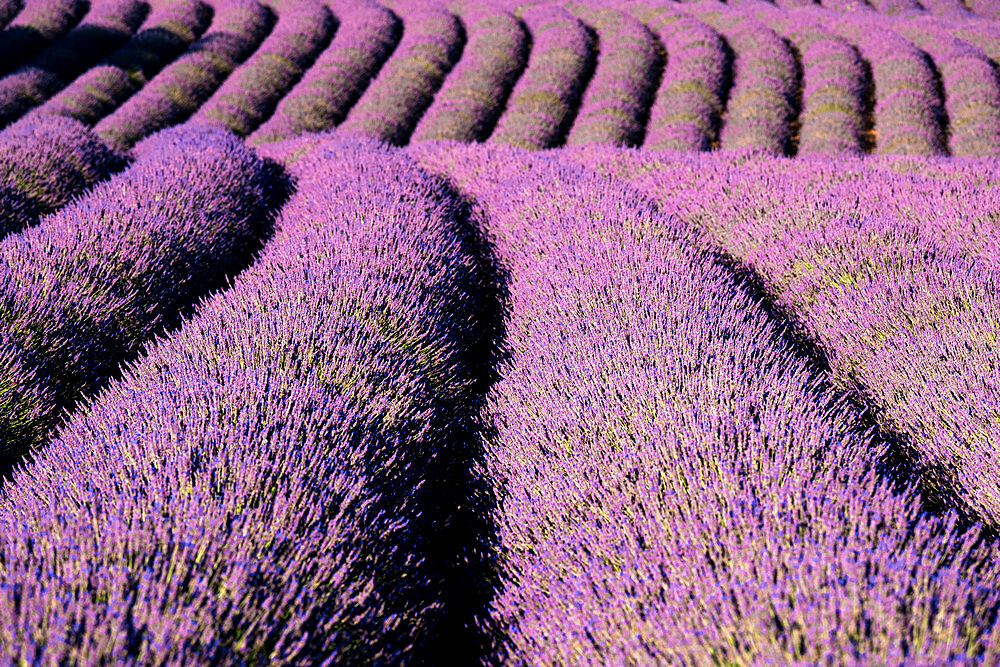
[820, 9, 947, 155]
[893, 17, 1000, 156]
[489, 3, 594, 149]
[563, 3, 659, 146]
[191, 0, 333, 137]
[741, 2, 868, 155]
[413, 141, 1000, 663]
[578, 147, 1000, 531]
[410, 1, 526, 143]
[633, 3, 729, 151]
[94, 0, 272, 149]
[685, 4, 798, 155]
[0, 136, 494, 664]
[248, 0, 399, 144]
[0, 0, 85, 75]
[0, 124, 280, 479]
[0, 0, 147, 128]
[0, 114, 125, 239]
[339, 0, 462, 145]
[35, 0, 212, 125]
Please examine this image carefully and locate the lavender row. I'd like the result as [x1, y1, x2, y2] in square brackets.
[248, 0, 399, 144]
[740, 2, 868, 155]
[0, 124, 281, 480]
[410, 1, 526, 143]
[561, 4, 659, 147]
[685, 5, 799, 155]
[893, 18, 1000, 156]
[413, 141, 1000, 663]
[488, 3, 594, 149]
[0, 135, 495, 664]
[0, 0, 85, 75]
[578, 147, 1000, 531]
[632, 3, 729, 151]
[34, 0, 212, 125]
[338, 0, 461, 145]
[0, 114, 125, 239]
[94, 0, 272, 149]
[0, 0, 147, 128]
[820, 9, 947, 155]
[190, 0, 333, 137]
[918, 0, 973, 16]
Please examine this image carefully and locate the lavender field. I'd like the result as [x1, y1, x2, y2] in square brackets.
[1, 0, 1000, 663]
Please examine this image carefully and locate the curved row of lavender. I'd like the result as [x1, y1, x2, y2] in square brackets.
[338, 0, 462, 145]
[685, 4, 799, 156]
[819, 8, 947, 155]
[0, 113, 125, 238]
[0, 0, 85, 75]
[892, 17, 1000, 156]
[739, 2, 869, 155]
[413, 141, 1000, 663]
[574, 147, 1000, 532]
[94, 0, 272, 149]
[0, 135, 498, 664]
[190, 0, 333, 137]
[562, 4, 659, 147]
[34, 0, 212, 125]
[247, 0, 399, 144]
[631, 3, 729, 151]
[0, 0, 147, 128]
[0, 124, 282, 481]
[410, 1, 526, 143]
[488, 3, 594, 149]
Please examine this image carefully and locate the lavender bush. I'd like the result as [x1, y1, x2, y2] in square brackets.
[0, 135, 497, 665]
[247, 0, 399, 144]
[191, 0, 333, 136]
[410, 1, 527, 143]
[0, 124, 282, 480]
[685, 4, 799, 155]
[631, 3, 729, 151]
[0, 0, 23, 29]
[35, 0, 212, 125]
[0, 113, 126, 238]
[94, 0, 272, 149]
[819, 8, 947, 155]
[413, 141, 1000, 664]
[739, 2, 868, 154]
[338, 0, 462, 145]
[893, 18, 1000, 156]
[488, 3, 594, 149]
[561, 3, 659, 146]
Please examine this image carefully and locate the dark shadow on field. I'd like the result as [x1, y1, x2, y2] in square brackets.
[355, 176, 510, 664]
